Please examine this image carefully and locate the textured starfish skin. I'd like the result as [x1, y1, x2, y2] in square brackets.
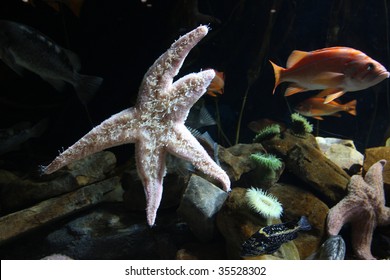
[42, 26, 231, 226]
[326, 160, 390, 259]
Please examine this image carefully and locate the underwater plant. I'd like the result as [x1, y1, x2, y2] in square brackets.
[253, 124, 281, 143]
[290, 113, 313, 136]
[250, 152, 283, 170]
[245, 187, 283, 219]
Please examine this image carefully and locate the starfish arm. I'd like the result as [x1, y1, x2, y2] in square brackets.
[42, 108, 138, 174]
[166, 125, 231, 191]
[326, 176, 368, 234]
[135, 138, 167, 226]
[378, 206, 390, 226]
[364, 159, 386, 199]
[167, 69, 215, 123]
[138, 25, 209, 103]
[350, 212, 377, 260]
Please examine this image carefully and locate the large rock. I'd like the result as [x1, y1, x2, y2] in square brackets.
[177, 174, 228, 242]
[262, 130, 349, 205]
[316, 137, 364, 174]
[0, 177, 121, 245]
[0, 151, 116, 212]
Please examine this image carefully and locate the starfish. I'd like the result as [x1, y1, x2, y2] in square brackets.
[326, 159, 390, 259]
[41, 26, 231, 226]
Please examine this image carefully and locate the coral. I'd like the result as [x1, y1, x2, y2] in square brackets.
[41, 26, 231, 226]
[253, 124, 281, 143]
[245, 187, 283, 219]
[290, 113, 313, 136]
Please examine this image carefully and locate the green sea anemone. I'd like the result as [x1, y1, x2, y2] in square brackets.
[250, 153, 283, 171]
[253, 124, 281, 143]
[245, 187, 283, 219]
[290, 113, 313, 136]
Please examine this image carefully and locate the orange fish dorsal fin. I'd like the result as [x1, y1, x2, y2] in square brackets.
[315, 88, 343, 98]
[285, 84, 307, 96]
[322, 90, 345, 104]
[286, 50, 310, 68]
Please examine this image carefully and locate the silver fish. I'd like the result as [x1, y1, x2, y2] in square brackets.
[0, 20, 103, 104]
[241, 216, 311, 257]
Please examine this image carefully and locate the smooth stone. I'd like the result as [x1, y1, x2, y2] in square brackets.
[262, 130, 349, 205]
[177, 174, 228, 242]
[316, 137, 363, 174]
[0, 177, 121, 245]
[216, 187, 300, 260]
[307, 235, 346, 260]
[268, 183, 329, 259]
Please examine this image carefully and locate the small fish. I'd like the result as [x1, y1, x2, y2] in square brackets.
[206, 71, 224, 97]
[0, 20, 103, 104]
[241, 216, 311, 257]
[270, 47, 389, 103]
[294, 97, 357, 120]
[185, 99, 216, 129]
[0, 119, 48, 155]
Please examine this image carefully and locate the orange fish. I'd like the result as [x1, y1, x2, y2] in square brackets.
[206, 71, 225, 97]
[294, 97, 357, 120]
[270, 47, 389, 103]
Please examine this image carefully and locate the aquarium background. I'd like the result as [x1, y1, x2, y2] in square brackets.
[0, 0, 389, 260]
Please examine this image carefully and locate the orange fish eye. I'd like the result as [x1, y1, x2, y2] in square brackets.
[367, 63, 375, 71]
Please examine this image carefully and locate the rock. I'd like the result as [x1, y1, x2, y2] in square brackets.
[0, 151, 117, 212]
[177, 174, 228, 242]
[219, 143, 279, 187]
[0, 177, 121, 245]
[216, 187, 300, 260]
[66, 151, 117, 186]
[44, 207, 194, 259]
[0, 169, 79, 212]
[262, 130, 349, 205]
[269, 183, 329, 259]
[316, 137, 363, 174]
[306, 235, 346, 260]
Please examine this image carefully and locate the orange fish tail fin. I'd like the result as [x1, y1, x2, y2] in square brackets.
[269, 60, 285, 94]
[345, 99, 357, 116]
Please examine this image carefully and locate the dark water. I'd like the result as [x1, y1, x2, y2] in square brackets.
[0, 0, 389, 164]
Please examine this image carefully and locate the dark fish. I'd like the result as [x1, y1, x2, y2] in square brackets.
[241, 216, 311, 257]
[0, 20, 103, 104]
[0, 119, 48, 155]
[185, 99, 216, 129]
[307, 235, 346, 260]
